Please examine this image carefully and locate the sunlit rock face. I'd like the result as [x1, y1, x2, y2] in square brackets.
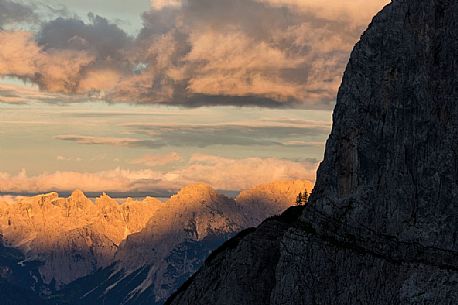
[166, 1, 458, 304]
[56, 180, 309, 305]
[0, 179, 308, 303]
[0, 190, 160, 287]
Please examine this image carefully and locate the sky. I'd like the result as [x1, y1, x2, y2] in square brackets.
[0, 0, 389, 194]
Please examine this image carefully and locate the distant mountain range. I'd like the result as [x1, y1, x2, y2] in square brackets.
[0, 180, 310, 305]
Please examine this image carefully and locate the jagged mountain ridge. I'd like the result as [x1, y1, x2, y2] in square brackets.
[0, 190, 161, 287]
[55, 181, 309, 305]
[166, 1, 458, 304]
[0, 179, 309, 304]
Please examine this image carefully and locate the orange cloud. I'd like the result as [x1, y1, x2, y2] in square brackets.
[0, 82, 68, 104]
[0, 31, 94, 93]
[131, 152, 182, 167]
[258, 0, 389, 23]
[0, 1, 389, 108]
[78, 69, 122, 94]
[0, 168, 162, 193]
[0, 155, 317, 192]
[180, 30, 306, 103]
[167, 154, 317, 190]
[150, 0, 183, 10]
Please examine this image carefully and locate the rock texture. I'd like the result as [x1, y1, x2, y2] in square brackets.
[166, 1, 458, 304]
[58, 181, 309, 305]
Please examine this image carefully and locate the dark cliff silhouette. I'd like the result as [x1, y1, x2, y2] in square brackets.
[166, 1, 458, 304]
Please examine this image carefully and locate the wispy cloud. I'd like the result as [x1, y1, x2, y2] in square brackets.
[54, 135, 148, 146]
[55, 121, 329, 148]
[57, 155, 82, 162]
[130, 152, 182, 167]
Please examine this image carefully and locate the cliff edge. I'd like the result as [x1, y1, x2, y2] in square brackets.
[166, 1, 458, 304]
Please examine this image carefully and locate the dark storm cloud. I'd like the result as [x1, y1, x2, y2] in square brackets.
[37, 14, 132, 60]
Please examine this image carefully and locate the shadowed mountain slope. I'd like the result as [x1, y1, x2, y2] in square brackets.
[55, 181, 308, 305]
[0, 235, 55, 305]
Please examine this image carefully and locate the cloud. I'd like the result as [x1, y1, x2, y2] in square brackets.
[178, 30, 307, 104]
[55, 122, 330, 148]
[257, 0, 389, 23]
[0, 82, 79, 104]
[131, 152, 182, 167]
[132, 124, 328, 147]
[37, 14, 131, 52]
[0, 0, 37, 28]
[54, 135, 162, 147]
[0, 13, 134, 95]
[57, 155, 82, 162]
[150, 0, 183, 11]
[0, 168, 163, 193]
[0, 31, 95, 93]
[0, 155, 317, 192]
[0, 0, 389, 108]
[166, 154, 318, 190]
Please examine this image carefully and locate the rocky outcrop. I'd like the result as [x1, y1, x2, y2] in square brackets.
[166, 1, 458, 304]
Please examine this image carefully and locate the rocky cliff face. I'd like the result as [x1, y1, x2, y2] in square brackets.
[166, 1, 458, 304]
